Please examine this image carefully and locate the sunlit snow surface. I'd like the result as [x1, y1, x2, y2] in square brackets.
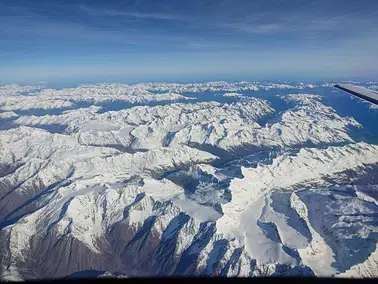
[0, 81, 378, 279]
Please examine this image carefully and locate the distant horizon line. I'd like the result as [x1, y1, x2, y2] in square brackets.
[2, 78, 377, 89]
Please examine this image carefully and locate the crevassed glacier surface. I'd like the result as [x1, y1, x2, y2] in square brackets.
[0, 81, 378, 280]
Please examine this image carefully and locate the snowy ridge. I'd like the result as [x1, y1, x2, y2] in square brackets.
[0, 87, 193, 112]
[0, 112, 19, 119]
[0, 85, 43, 96]
[217, 142, 378, 272]
[1, 83, 378, 279]
[135, 81, 324, 93]
[13, 94, 359, 153]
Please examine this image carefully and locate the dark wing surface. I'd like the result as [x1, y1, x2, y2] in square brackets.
[334, 83, 378, 105]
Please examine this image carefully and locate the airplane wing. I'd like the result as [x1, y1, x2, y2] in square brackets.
[334, 83, 378, 105]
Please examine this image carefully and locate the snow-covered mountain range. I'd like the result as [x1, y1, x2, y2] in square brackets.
[0, 81, 378, 280]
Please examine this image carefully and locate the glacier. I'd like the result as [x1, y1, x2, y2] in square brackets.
[0, 81, 378, 280]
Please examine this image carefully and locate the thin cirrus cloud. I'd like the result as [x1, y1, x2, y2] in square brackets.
[78, 4, 354, 36]
[79, 5, 186, 22]
[0, 0, 377, 85]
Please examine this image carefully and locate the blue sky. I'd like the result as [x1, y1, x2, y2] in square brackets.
[1, 0, 378, 85]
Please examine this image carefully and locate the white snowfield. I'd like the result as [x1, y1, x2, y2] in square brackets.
[0, 81, 324, 111]
[135, 81, 321, 93]
[0, 84, 194, 112]
[0, 82, 378, 280]
[217, 142, 378, 269]
[13, 94, 359, 152]
[0, 84, 43, 96]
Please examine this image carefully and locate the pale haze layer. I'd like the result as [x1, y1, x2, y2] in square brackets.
[0, 0, 377, 85]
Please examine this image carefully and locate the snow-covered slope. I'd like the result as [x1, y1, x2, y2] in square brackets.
[0, 84, 194, 112]
[1, 82, 378, 280]
[14, 94, 360, 153]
